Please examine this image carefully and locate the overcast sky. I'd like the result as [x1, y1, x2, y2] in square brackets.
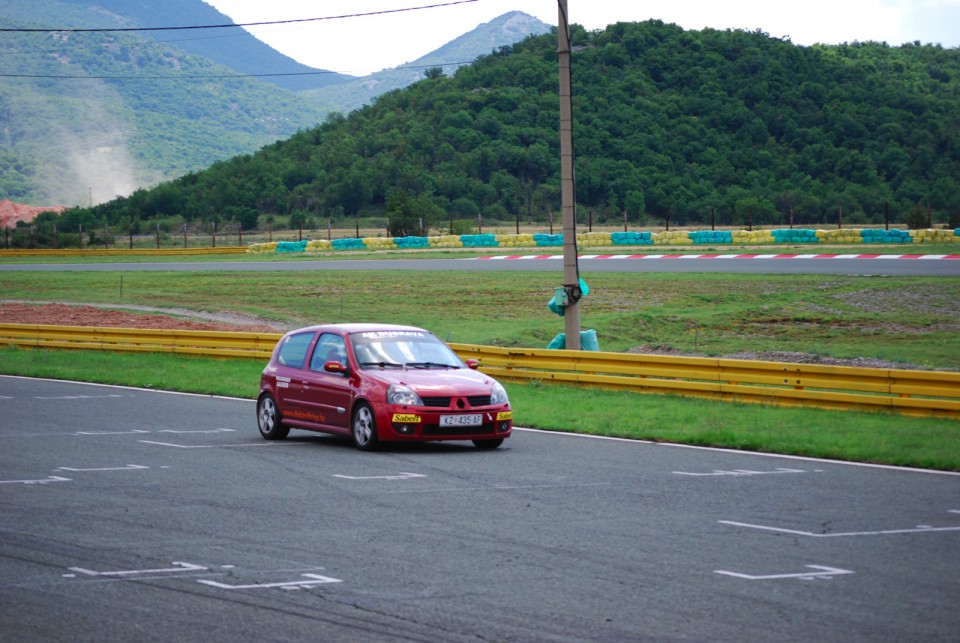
[203, 0, 960, 76]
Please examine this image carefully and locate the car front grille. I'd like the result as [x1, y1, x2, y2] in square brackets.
[420, 395, 492, 408]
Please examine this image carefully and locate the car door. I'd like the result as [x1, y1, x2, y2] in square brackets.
[299, 332, 353, 430]
[271, 330, 317, 422]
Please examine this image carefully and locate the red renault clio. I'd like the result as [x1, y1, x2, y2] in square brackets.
[257, 323, 512, 450]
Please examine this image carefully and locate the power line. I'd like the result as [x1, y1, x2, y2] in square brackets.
[0, 61, 477, 81]
[0, 1, 478, 33]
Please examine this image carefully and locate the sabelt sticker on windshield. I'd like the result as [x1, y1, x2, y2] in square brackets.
[359, 331, 428, 339]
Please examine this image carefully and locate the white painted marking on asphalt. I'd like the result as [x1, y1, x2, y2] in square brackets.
[75, 430, 151, 435]
[157, 428, 236, 434]
[719, 520, 960, 537]
[0, 475, 71, 485]
[56, 465, 148, 472]
[714, 565, 854, 581]
[385, 482, 611, 494]
[197, 573, 342, 590]
[138, 440, 295, 449]
[68, 562, 208, 577]
[332, 472, 426, 481]
[34, 394, 126, 400]
[674, 467, 809, 477]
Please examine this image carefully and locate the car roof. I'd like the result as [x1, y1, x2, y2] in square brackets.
[286, 323, 429, 336]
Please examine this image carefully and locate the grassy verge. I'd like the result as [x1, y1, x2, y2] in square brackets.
[1, 346, 957, 471]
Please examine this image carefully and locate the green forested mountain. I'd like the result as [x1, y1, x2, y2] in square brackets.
[0, 0, 334, 206]
[78, 21, 960, 231]
[303, 11, 552, 116]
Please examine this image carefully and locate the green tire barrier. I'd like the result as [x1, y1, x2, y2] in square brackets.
[690, 230, 734, 244]
[860, 229, 910, 244]
[246, 228, 958, 253]
[395, 236, 429, 249]
[460, 234, 498, 248]
[771, 229, 818, 244]
[331, 238, 365, 250]
[611, 231, 653, 245]
[276, 240, 308, 252]
[534, 233, 564, 246]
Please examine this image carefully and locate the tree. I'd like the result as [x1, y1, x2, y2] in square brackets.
[386, 190, 444, 237]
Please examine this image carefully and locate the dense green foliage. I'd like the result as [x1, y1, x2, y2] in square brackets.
[47, 21, 960, 231]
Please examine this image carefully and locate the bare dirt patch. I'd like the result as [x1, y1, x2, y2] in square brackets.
[0, 302, 284, 333]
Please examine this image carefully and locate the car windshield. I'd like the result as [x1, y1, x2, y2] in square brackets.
[351, 330, 463, 369]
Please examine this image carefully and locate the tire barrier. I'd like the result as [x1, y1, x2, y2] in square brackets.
[611, 231, 653, 245]
[771, 229, 819, 244]
[244, 228, 958, 254]
[690, 230, 734, 244]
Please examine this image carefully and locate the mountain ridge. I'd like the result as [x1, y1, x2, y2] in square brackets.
[0, 1, 543, 205]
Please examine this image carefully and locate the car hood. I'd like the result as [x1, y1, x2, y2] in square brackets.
[364, 367, 496, 397]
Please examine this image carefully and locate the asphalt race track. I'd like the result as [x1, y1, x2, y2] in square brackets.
[2, 255, 959, 275]
[2, 376, 959, 641]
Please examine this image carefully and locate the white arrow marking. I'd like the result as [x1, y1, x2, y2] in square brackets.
[675, 467, 808, 477]
[715, 565, 854, 580]
[0, 475, 71, 485]
[198, 573, 342, 590]
[68, 562, 208, 577]
[56, 465, 149, 472]
[332, 472, 427, 481]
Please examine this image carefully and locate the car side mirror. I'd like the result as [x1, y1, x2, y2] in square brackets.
[465, 359, 480, 370]
[324, 361, 348, 374]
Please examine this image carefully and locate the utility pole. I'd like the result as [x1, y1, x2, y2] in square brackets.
[558, 0, 581, 349]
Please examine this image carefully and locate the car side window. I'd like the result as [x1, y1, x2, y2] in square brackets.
[276, 332, 315, 369]
[309, 333, 347, 372]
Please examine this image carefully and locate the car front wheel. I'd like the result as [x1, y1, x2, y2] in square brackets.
[257, 394, 289, 440]
[351, 402, 379, 451]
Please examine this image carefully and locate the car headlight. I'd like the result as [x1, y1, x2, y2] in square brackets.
[490, 381, 509, 406]
[387, 384, 423, 406]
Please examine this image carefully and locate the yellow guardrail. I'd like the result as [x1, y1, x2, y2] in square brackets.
[1, 323, 958, 419]
[0, 247, 247, 257]
[0, 324, 281, 360]
[449, 345, 960, 420]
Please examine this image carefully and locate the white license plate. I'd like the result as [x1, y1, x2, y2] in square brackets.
[439, 414, 483, 427]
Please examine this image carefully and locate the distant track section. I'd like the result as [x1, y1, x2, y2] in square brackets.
[468, 253, 960, 261]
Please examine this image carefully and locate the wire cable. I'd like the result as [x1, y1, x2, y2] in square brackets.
[0, 1, 478, 33]
[0, 60, 477, 80]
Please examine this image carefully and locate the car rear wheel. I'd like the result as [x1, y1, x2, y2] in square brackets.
[257, 394, 289, 440]
[472, 438, 504, 449]
[351, 403, 379, 451]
